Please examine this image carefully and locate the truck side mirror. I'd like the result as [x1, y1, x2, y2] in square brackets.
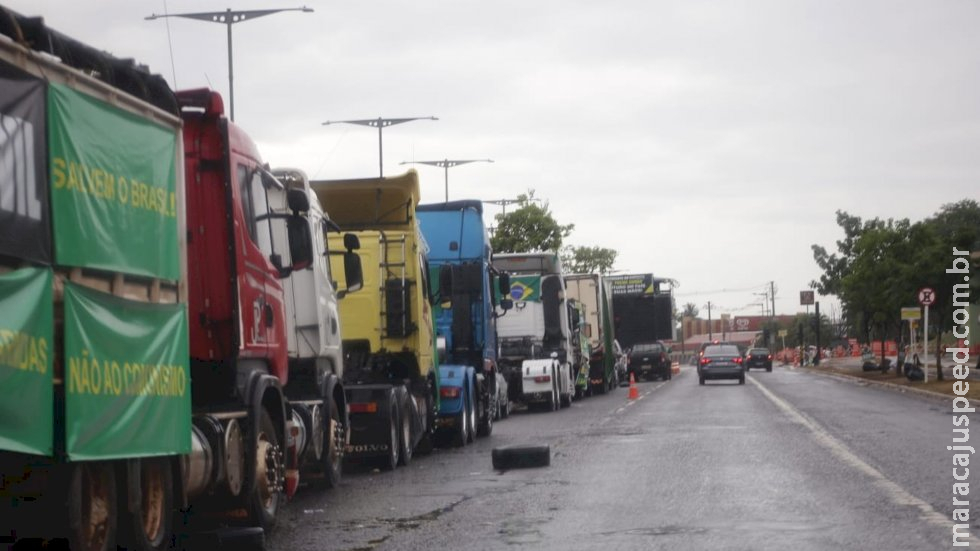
[499, 298, 513, 311]
[287, 188, 310, 213]
[343, 251, 363, 293]
[286, 215, 313, 273]
[343, 232, 360, 251]
[571, 308, 581, 327]
[497, 273, 511, 296]
[439, 265, 453, 299]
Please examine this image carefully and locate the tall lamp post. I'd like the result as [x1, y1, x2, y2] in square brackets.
[145, 6, 313, 122]
[401, 159, 493, 202]
[483, 197, 540, 216]
[322, 117, 438, 177]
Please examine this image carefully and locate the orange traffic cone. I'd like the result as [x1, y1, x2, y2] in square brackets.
[628, 373, 639, 400]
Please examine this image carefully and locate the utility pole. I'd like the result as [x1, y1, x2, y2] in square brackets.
[707, 301, 713, 341]
[323, 116, 438, 177]
[814, 301, 821, 365]
[770, 281, 776, 350]
[146, 7, 314, 122]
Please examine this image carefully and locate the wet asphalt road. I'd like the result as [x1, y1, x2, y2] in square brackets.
[265, 366, 976, 550]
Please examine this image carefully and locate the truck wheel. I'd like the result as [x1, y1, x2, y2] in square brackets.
[699, 376, 705, 386]
[380, 397, 399, 471]
[452, 392, 469, 448]
[466, 386, 477, 443]
[549, 376, 559, 412]
[477, 389, 493, 438]
[397, 388, 414, 466]
[322, 398, 344, 488]
[68, 461, 118, 551]
[123, 457, 173, 551]
[248, 408, 284, 532]
[492, 444, 551, 470]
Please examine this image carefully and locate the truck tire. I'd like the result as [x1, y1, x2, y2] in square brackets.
[122, 457, 173, 551]
[397, 387, 414, 467]
[451, 391, 470, 448]
[68, 461, 118, 551]
[247, 408, 284, 532]
[477, 387, 493, 438]
[380, 396, 399, 471]
[466, 384, 477, 443]
[491, 444, 551, 470]
[322, 398, 344, 488]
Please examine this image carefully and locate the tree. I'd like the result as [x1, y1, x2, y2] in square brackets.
[921, 200, 980, 380]
[681, 302, 699, 319]
[491, 191, 574, 253]
[560, 245, 617, 274]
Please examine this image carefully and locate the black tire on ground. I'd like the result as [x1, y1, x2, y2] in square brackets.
[122, 457, 174, 551]
[492, 444, 551, 470]
[739, 375, 746, 385]
[68, 461, 118, 551]
[699, 376, 705, 386]
[767, 367, 772, 372]
[397, 388, 414, 467]
[502, 399, 510, 419]
[248, 408, 285, 532]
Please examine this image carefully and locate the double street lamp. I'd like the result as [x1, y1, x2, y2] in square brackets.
[400, 159, 493, 202]
[322, 117, 438, 177]
[146, 6, 314, 121]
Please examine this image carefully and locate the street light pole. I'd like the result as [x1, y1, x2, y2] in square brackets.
[322, 117, 438, 177]
[401, 159, 493, 202]
[145, 6, 313, 122]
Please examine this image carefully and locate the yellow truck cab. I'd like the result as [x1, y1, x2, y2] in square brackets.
[312, 170, 436, 468]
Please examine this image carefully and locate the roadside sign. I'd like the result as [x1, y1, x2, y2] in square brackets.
[800, 291, 814, 305]
[901, 307, 921, 321]
[918, 287, 935, 306]
[778, 329, 788, 337]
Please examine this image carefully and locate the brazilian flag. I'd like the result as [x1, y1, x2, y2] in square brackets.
[506, 276, 541, 302]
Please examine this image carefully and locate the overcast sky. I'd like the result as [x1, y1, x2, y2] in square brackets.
[9, 0, 979, 321]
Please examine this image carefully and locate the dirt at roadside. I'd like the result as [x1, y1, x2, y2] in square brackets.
[799, 357, 980, 401]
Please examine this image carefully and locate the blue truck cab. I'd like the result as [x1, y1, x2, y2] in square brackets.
[418, 201, 511, 446]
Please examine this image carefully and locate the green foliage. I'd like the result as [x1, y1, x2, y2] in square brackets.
[810, 200, 980, 362]
[560, 245, 618, 274]
[491, 190, 574, 253]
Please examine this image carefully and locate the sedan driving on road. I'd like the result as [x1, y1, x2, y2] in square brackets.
[745, 348, 773, 371]
[698, 343, 745, 385]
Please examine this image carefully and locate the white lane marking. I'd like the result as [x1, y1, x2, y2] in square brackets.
[749, 375, 972, 542]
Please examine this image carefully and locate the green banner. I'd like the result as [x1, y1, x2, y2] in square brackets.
[0, 268, 53, 456]
[48, 83, 179, 280]
[64, 283, 190, 460]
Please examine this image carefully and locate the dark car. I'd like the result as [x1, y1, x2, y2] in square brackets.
[628, 341, 671, 381]
[745, 348, 772, 371]
[698, 343, 745, 385]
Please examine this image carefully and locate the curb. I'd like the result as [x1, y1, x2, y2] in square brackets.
[798, 366, 949, 403]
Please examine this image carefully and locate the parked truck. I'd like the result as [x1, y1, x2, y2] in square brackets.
[271, 168, 363, 489]
[313, 171, 437, 470]
[0, 10, 315, 549]
[492, 253, 576, 411]
[606, 273, 676, 349]
[417, 200, 512, 446]
[565, 274, 621, 395]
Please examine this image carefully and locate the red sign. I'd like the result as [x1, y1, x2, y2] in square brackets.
[918, 287, 935, 306]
